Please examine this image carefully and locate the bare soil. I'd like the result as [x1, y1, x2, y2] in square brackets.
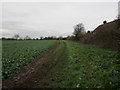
[2, 40, 60, 88]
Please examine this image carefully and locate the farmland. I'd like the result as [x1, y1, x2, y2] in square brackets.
[2, 40, 56, 79]
[38, 40, 120, 88]
[63, 41, 119, 88]
[2, 40, 120, 88]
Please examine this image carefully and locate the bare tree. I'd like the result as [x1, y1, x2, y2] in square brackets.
[73, 23, 85, 40]
[24, 36, 31, 40]
[13, 34, 20, 40]
[40, 36, 43, 40]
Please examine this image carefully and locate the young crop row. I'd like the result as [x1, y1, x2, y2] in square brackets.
[64, 40, 120, 88]
[36, 40, 120, 88]
[2, 40, 56, 79]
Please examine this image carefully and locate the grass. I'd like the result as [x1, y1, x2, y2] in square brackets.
[2, 40, 56, 79]
[38, 40, 120, 88]
[65, 40, 119, 88]
[37, 40, 68, 88]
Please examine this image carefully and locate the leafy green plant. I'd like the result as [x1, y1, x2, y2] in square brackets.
[64, 40, 119, 88]
[2, 40, 56, 79]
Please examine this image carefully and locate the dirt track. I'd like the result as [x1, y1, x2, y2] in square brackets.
[2, 40, 60, 88]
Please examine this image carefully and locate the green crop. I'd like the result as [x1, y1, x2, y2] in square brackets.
[39, 40, 120, 88]
[2, 40, 56, 79]
[64, 40, 120, 88]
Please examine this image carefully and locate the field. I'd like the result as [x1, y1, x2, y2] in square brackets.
[64, 41, 119, 88]
[2, 40, 120, 88]
[2, 40, 56, 78]
[37, 40, 120, 88]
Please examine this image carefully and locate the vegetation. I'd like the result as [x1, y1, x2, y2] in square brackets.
[2, 40, 56, 79]
[1, 34, 67, 40]
[64, 40, 119, 88]
[73, 23, 85, 40]
[2, 16, 120, 89]
[69, 19, 120, 51]
[37, 40, 68, 88]
[37, 40, 120, 88]
[12, 34, 20, 39]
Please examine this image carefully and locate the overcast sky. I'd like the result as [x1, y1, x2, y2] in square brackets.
[1, 1, 119, 38]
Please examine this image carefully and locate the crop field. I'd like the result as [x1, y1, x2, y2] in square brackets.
[63, 41, 120, 88]
[2, 40, 56, 79]
[2, 40, 120, 88]
[38, 40, 120, 88]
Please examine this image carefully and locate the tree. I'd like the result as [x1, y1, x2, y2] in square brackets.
[87, 31, 91, 33]
[73, 23, 85, 40]
[40, 36, 43, 40]
[13, 34, 20, 40]
[103, 21, 107, 24]
[24, 36, 31, 40]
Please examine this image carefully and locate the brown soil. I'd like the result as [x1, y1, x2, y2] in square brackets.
[2, 40, 60, 88]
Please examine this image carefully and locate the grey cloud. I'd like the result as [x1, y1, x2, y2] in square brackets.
[1, 2, 118, 38]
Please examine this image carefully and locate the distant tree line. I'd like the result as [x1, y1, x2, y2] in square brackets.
[1, 17, 120, 51]
[1, 34, 67, 40]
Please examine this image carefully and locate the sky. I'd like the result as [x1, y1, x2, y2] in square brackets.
[0, 1, 119, 38]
